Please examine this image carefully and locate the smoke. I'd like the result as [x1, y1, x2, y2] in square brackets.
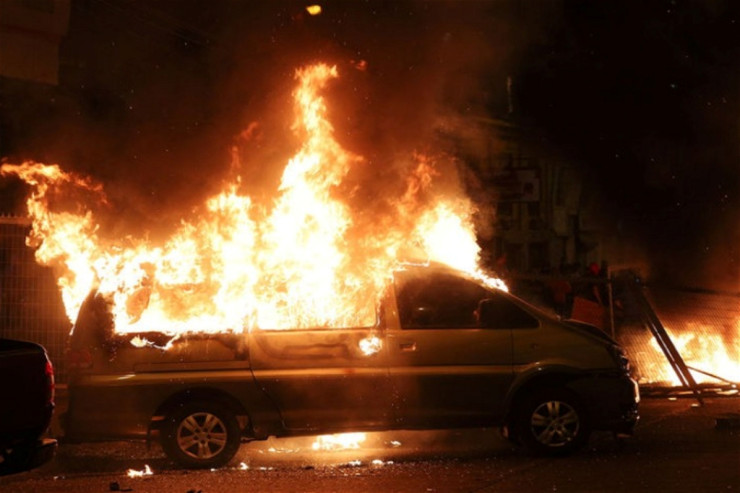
[2, 1, 551, 253]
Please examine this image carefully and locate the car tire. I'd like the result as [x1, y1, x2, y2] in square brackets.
[160, 401, 241, 469]
[515, 387, 590, 456]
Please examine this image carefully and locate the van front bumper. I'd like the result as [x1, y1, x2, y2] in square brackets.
[569, 373, 640, 435]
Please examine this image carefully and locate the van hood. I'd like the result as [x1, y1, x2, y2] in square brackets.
[562, 319, 616, 345]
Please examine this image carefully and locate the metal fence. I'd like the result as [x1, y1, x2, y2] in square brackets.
[0, 216, 71, 382]
[1, 214, 737, 391]
[637, 285, 740, 388]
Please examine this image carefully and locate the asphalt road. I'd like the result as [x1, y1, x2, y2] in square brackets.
[1, 396, 738, 493]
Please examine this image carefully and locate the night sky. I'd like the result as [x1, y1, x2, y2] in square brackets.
[516, 0, 740, 289]
[1, 0, 739, 289]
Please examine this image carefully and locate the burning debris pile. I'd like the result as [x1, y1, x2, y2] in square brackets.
[1, 63, 503, 337]
[628, 286, 740, 389]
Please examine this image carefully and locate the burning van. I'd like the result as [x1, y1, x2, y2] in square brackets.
[63, 263, 639, 468]
[3, 63, 637, 468]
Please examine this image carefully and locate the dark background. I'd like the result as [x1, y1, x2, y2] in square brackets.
[1, 0, 738, 289]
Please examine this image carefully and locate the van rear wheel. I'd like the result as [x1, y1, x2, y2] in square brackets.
[515, 387, 590, 456]
[160, 402, 241, 469]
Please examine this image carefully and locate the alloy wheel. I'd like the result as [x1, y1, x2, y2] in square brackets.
[529, 399, 580, 447]
[176, 411, 229, 460]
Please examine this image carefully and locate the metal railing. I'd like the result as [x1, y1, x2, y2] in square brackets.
[0, 216, 71, 382]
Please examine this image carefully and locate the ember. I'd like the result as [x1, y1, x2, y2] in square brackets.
[1, 63, 502, 337]
[305, 5, 322, 16]
[126, 464, 153, 478]
[312, 433, 366, 451]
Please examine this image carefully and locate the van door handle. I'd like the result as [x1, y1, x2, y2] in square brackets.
[399, 342, 417, 352]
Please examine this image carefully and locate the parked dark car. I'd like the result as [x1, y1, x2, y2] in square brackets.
[65, 264, 639, 468]
[0, 338, 57, 475]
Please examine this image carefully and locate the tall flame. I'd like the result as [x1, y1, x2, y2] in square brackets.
[1, 63, 502, 335]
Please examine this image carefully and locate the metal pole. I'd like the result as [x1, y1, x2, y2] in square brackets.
[629, 277, 704, 406]
[607, 270, 615, 339]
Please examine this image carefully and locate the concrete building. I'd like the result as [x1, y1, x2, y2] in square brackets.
[449, 113, 641, 276]
[0, 0, 70, 85]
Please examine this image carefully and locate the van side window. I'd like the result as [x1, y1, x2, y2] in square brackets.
[477, 294, 540, 329]
[395, 273, 537, 329]
[396, 274, 482, 328]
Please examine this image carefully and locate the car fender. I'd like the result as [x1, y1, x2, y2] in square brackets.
[503, 362, 593, 419]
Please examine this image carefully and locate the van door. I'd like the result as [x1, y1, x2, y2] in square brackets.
[386, 271, 525, 428]
[249, 328, 392, 431]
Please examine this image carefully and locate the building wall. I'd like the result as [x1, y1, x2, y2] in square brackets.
[461, 116, 631, 276]
[0, 0, 71, 85]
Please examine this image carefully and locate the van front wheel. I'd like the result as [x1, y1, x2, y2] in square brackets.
[160, 402, 241, 469]
[515, 387, 590, 456]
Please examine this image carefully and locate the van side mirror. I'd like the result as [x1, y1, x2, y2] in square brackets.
[476, 296, 539, 329]
[476, 298, 497, 327]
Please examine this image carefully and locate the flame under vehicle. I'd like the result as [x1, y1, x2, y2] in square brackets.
[64, 264, 639, 468]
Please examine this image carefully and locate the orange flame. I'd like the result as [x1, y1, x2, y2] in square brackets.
[1, 63, 504, 336]
[647, 324, 740, 386]
[126, 464, 153, 478]
[311, 432, 366, 451]
[626, 319, 739, 387]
